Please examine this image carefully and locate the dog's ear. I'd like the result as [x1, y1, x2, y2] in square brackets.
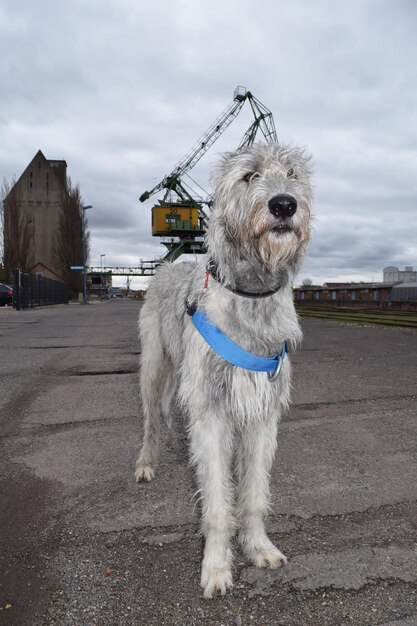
[209, 151, 236, 191]
[284, 146, 313, 178]
[210, 148, 260, 193]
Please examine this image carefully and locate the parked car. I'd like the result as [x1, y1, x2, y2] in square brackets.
[0, 283, 13, 306]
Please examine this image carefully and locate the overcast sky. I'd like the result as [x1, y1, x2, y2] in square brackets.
[1, 0, 416, 288]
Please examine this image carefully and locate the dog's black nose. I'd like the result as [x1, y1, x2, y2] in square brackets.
[268, 194, 297, 218]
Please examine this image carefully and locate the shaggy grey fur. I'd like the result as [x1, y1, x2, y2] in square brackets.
[135, 142, 313, 598]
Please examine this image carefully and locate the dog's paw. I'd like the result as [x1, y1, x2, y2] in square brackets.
[201, 565, 233, 599]
[135, 464, 155, 482]
[250, 544, 287, 569]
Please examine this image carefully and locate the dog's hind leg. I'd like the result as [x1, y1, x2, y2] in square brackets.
[236, 418, 287, 569]
[161, 365, 176, 427]
[135, 312, 173, 482]
[189, 411, 235, 599]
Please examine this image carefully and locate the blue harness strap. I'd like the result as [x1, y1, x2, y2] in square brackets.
[191, 309, 286, 375]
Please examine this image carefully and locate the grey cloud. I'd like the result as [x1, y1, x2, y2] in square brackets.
[1, 0, 416, 287]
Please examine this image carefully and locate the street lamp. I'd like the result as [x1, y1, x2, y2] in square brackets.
[100, 253, 106, 301]
[82, 205, 92, 304]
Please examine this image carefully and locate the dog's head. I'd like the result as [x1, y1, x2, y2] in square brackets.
[206, 143, 313, 276]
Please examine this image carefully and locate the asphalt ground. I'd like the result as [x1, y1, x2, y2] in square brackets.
[0, 299, 416, 626]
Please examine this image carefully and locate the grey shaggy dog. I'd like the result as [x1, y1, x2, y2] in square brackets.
[135, 142, 313, 598]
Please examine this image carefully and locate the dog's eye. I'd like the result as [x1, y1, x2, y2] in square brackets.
[242, 172, 259, 183]
[287, 168, 298, 180]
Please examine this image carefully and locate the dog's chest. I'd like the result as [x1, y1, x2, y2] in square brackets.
[208, 358, 291, 424]
[203, 290, 299, 356]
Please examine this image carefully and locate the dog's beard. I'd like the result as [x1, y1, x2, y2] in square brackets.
[245, 203, 311, 268]
[251, 219, 310, 268]
[208, 200, 311, 272]
[256, 229, 300, 267]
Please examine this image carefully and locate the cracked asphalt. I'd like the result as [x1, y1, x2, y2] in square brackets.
[1, 299, 417, 626]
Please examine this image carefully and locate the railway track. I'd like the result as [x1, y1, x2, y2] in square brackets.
[296, 308, 417, 329]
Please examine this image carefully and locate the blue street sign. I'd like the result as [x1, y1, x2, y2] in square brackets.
[70, 265, 85, 270]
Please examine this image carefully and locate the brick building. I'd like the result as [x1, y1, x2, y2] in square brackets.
[3, 150, 73, 281]
[294, 282, 395, 306]
[294, 278, 417, 311]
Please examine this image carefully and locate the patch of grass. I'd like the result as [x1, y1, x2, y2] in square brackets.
[296, 308, 417, 328]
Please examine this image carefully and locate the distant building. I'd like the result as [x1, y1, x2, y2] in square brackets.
[383, 266, 417, 283]
[3, 150, 78, 282]
[89, 271, 112, 299]
[294, 282, 396, 305]
[390, 282, 417, 301]
[294, 266, 417, 311]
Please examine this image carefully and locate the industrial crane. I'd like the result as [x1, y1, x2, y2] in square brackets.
[140, 86, 278, 262]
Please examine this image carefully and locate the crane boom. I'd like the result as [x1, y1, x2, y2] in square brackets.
[138, 87, 279, 263]
[238, 93, 278, 149]
[171, 90, 247, 177]
[140, 86, 277, 203]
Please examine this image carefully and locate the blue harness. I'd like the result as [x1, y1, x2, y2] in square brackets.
[191, 309, 287, 382]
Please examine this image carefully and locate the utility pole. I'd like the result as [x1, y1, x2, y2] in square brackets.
[82, 205, 92, 304]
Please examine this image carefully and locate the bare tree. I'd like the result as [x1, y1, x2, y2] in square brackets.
[2, 177, 31, 280]
[302, 277, 314, 286]
[55, 177, 89, 297]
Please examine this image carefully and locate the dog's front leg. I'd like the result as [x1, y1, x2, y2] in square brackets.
[236, 418, 287, 569]
[189, 412, 234, 599]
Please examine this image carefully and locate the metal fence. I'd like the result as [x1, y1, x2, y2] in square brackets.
[13, 269, 69, 310]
